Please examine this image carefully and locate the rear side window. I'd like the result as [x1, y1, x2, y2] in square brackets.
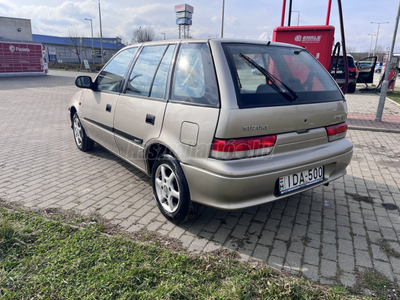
[126, 45, 168, 97]
[96, 47, 137, 92]
[171, 43, 219, 107]
[223, 44, 343, 108]
[150, 45, 175, 99]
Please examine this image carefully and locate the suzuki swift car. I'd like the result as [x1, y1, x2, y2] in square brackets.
[69, 39, 353, 223]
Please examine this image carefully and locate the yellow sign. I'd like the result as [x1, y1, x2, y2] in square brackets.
[83, 60, 90, 70]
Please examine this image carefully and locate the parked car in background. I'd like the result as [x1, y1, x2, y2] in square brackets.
[356, 56, 377, 84]
[69, 39, 353, 223]
[330, 54, 358, 93]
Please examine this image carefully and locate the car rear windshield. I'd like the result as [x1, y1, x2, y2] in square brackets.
[331, 56, 356, 67]
[223, 44, 343, 108]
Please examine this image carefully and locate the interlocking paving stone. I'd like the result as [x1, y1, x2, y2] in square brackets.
[1, 72, 400, 289]
[338, 253, 355, 273]
[303, 247, 320, 266]
[301, 264, 319, 281]
[355, 249, 373, 268]
[320, 259, 337, 278]
[340, 272, 357, 287]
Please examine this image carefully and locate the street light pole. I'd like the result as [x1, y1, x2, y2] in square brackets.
[368, 33, 376, 57]
[85, 18, 94, 66]
[161, 32, 166, 40]
[98, 0, 104, 64]
[221, 0, 225, 38]
[371, 21, 389, 56]
[375, 1, 400, 122]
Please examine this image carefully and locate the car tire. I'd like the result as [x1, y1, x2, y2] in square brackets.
[347, 83, 356, 93]
[151, 154, 198, 224]
[72, 113, 94, 152]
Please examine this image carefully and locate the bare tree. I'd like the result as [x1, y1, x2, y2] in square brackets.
[346, 45, 357, 56]
[374, 45, 387, 62]
[66, 30, 83, 66]
[131, 27, 156, 44]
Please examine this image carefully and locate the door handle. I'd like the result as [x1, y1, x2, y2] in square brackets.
[106, 104, 112, 112]
[146, 114, 155, 125]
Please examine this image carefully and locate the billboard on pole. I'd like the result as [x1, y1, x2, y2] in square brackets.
[174, 4, 194, 13]
[176, 18, 192, 25]
[176, 11, 192, 19]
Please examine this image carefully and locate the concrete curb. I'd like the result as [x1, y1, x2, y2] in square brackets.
[348, 126, 400, 134]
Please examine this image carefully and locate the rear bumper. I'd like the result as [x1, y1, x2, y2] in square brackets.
[181, 138, 353, 210]
[335, 78, 357, 85]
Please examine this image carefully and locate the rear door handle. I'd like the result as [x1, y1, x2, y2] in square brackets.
[146, 114, 155, 125]
[106, 104, 112, 112]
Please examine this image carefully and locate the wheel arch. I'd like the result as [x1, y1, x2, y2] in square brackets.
[70, 106, 77, 128]
[145, 142, 179, 175]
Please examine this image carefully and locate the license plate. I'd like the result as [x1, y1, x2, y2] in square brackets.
[279, 166, 324, 194]
[335, 70, 343, 74]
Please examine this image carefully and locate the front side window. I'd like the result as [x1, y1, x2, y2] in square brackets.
[223, 44, 343, 108]
[126, 45, 167, 96]
[96, 47, 137, 92]
[171, 43, 219, 107]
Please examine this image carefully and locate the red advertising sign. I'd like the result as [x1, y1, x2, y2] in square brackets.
[273, 25, 335, 71]
[174, 3, 194, 13]
[0, 41, 48, 76]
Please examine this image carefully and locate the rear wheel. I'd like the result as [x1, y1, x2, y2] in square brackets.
[73, 113, 94, 151]
[347, 83, 356, 93]
[151, 154, 198, 224]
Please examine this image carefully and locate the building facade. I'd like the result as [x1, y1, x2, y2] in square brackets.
[1, 16, 123, 65]
[0, 16, 33, 42]
[32, 34, 124, 64]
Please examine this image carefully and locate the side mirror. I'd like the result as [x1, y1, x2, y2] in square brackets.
[75, 76, 94, 89]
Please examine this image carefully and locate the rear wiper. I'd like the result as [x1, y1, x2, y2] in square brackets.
[239, 53, 298, 101]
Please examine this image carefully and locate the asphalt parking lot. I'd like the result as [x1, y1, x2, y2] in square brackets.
[1, 70, 400, 288]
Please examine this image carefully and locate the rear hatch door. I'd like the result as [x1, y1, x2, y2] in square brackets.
[217, 43, 346, 150]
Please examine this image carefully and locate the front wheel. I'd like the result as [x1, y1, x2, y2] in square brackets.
[151, 155, 198, 224]
[72, 113, 94, 152]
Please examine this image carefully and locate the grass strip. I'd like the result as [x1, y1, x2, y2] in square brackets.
[0, 207, 362, 299]
[386, 92, 400, 105]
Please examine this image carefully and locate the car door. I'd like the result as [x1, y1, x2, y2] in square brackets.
[356, 56, 377, 84]
[80, 47, 138, 154]
[113, 44, 176, 170]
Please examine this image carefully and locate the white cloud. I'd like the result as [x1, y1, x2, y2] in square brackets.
[0, 0, 399, 52]
[258, 32, 270, 41]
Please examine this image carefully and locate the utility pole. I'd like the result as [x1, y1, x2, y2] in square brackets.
[221, 0, 225, 38]
[85, 18, 94, 66]
[375, 2, 400, 122]
[98, 0, 104, 64]
[371, 21, 389, 56]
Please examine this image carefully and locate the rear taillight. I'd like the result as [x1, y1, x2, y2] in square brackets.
[211, 135, 277, 160]
[325, 122, 347, 142]
[348, 67, 357, 73]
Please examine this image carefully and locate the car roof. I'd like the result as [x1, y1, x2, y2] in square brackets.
[125, 38, 303, 49]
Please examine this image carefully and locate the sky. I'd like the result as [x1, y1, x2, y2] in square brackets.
[1, 0, 399, 53]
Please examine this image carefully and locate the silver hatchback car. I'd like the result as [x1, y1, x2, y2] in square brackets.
[69, 39, 353, 223]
